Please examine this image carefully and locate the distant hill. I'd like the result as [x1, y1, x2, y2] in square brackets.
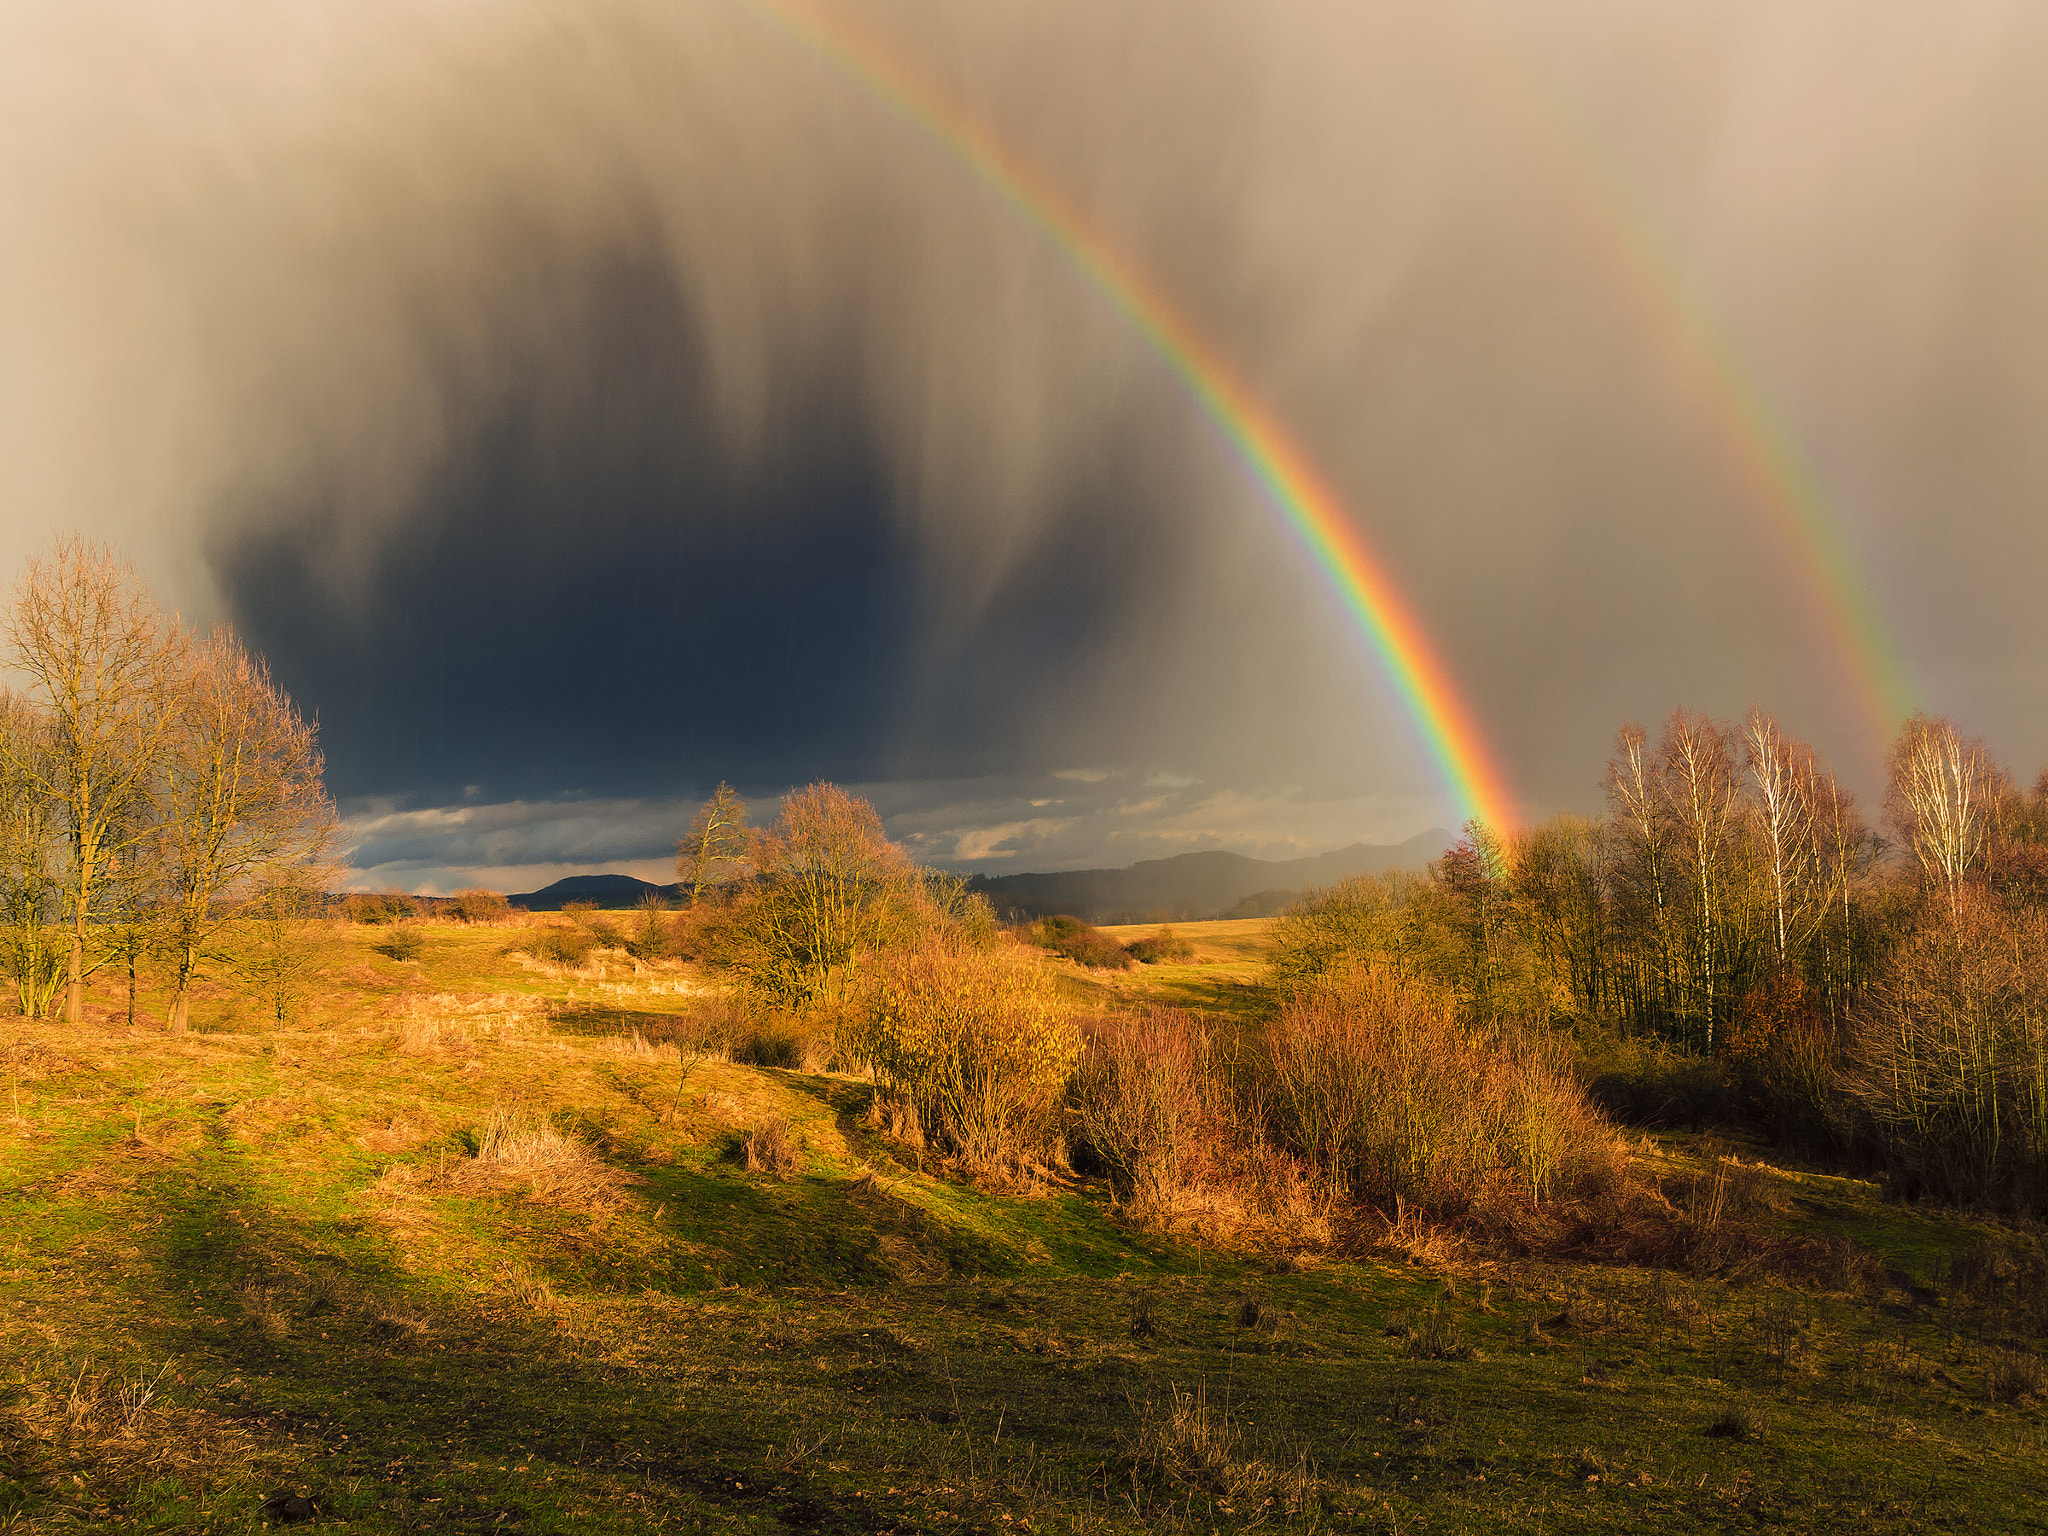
[507, 873, 680, 910]
[967, 830, 1454, 924]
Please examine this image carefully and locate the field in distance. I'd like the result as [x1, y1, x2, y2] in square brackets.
[1, 914, 2042, 1534]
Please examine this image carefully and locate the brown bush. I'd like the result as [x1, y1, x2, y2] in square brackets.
[1069, 1008, 1220, 1205]
[520, 924, 598, 969]
[1125, 928, 1196, 965]
[447, 888, 511, 923]
[341, 889, 419, 924]
[1255, 966, 1620, 1216]
[1025, 915, 1134, 970]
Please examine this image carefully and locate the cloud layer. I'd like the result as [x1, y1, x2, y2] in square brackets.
[5, 2, 2048, 883]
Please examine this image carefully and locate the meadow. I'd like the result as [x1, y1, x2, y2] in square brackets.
[3, 914, 2044, 1535]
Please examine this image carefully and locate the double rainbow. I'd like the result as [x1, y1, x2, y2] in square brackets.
[738, 0, 1519, 833]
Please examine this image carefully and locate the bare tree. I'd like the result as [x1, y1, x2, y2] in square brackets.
[713, 783, 913, 1006]
[1656, 711, 1743, 1047]
[1887, 713, 2003, 915]
[676, 782, 750, 902]
[0, 693, 65, 1018]
[1743, 707, 1821, 968]
[1604, 723, 1678, 1025]
[2, 540, 184, 1023]
[239, 870, 330, 1026]
[152, 628, 339, 1032]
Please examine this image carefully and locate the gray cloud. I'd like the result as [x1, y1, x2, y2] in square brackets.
[7, 2, 2048, 886]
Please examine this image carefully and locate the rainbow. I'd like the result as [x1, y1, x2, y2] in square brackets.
[1430, 9, 1915, 744]
[736, 0, 1519, 832]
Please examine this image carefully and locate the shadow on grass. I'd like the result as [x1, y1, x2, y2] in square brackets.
[64, 1138, 989, 1533]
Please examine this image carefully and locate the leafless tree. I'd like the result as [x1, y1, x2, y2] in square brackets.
[0, 693, 65, 1018]
[2, 539, 185, 1023]
[712, 783, 914, 1006]
[152, 628, 339, 1032]
[1743, 707, 1822, 968]
[676, 782, 750, 902]
[1656, 711, 1743, 1047]
[1887, 713, 2003, 915]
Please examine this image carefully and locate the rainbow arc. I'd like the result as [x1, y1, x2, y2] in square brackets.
[738, 0, 1520, 832]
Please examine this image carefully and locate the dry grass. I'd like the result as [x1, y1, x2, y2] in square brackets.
[1123, 1383, 1323, 1519]
[456, 1099, 626, 1207]
[740, 1116, 802, 1179]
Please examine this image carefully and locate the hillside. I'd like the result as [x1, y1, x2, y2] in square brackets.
[968, 830, 1454, 922]
[1, 917, 2040, 1533]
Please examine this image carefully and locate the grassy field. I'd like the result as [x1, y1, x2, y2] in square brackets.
[2, 919, 2045, 1533]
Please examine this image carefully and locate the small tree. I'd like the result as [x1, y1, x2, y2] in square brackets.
[240, 872, 330, 1025]
[0, 694, 64, 1018]
[3, 539, 185, 1023]
[677, 782, 750, 902]
[712, 783, 914, 1007]
[152, 628, 338, 1033]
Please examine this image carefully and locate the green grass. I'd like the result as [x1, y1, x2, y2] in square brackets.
[1, 921, 2044, 1532]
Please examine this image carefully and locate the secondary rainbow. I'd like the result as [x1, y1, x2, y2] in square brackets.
[1430, 8, 1915, 744]
[736, 0, 1519, 832]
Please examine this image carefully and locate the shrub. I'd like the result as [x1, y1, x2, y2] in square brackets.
[447, 888, 510, 924]
[706, 783, 920, 1007]
[1069, 1008, 1219, 1204]
[851, 940, 1080, 1166]
[1026, 914, 1133, 970]
[342, 889, 420, 924]
[1125, 928, 1195, 965]
[1255, 966, 1617, 1214]
[627, 893, 674, 959]
[1268, 872, 1434, 989]
[521, 924, 597, 968]
[375, 923, 424, 962]
[1844, 894, 2048, 1215]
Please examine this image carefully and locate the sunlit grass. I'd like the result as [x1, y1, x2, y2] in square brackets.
[0, 919, 2042, 1532]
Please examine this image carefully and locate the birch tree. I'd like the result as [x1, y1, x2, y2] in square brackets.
[1656, 711, 1742, 1048]
[1743, 707, 1820, 968]
[2, 540, 184, 1023]
[1887, 714, 2001, 916]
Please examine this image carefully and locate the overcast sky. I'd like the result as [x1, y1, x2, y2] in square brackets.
[4, 1, 2046, 891]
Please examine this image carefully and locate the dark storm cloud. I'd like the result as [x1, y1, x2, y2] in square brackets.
[7, 1, 2048, 886]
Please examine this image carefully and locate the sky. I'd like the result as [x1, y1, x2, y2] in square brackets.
[3, 1, 2047, 892]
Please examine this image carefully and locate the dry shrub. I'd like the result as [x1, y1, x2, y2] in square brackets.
[1257, 966, 1620, 1217]
[1947, 1234, 2048, 1335]
[1125, 928, 1195, 965]
[1985, 1345, 2046, 1402]
[447, 888, 510, 923]
[521, 923, 599, 969]
[1069, 1008, 1219, 1205]
[375, 923, 424, 962]
[1025, 915, 1134, 971]
[740, 1116, 801, 1178]
[851, 939, 1079, 1168]
[341, 889, 419, 924]
[1846, 894, 2048, 1215]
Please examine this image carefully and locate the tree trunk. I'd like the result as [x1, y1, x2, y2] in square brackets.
[168, 988, 189, 1035]
[65, 920, 83, 1024]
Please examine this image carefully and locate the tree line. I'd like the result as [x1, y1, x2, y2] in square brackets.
[1273, 706, 2048, 1214]
[0, 540, 338, 1029]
